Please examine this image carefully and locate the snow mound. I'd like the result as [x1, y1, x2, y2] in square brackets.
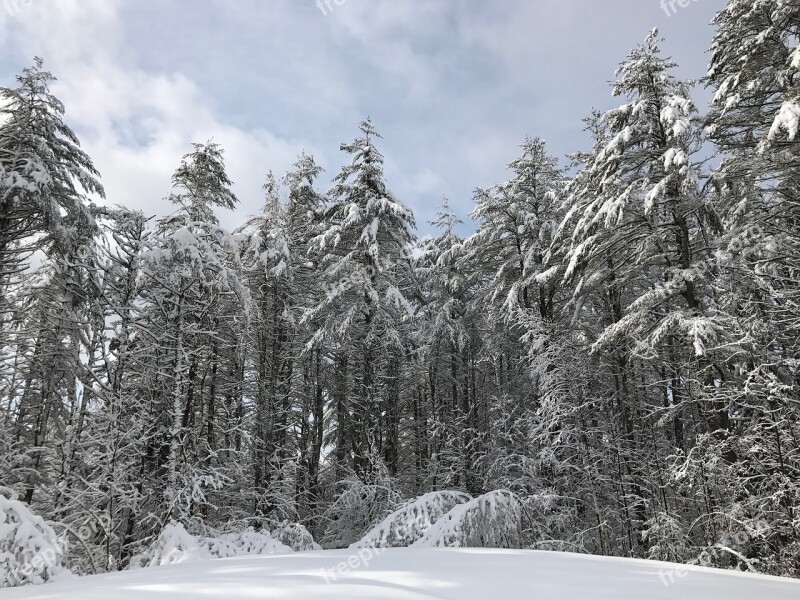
[351, 490, 472, 549]
[412, 490, 522, 548]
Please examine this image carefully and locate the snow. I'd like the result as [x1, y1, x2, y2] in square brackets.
[4, 549, 800, 599]
[663, 147, 687, 169]
[768, 101, 800, 141]
[660, 96, 693, 138]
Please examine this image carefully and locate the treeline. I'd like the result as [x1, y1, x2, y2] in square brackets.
[1, 0, 798, 578]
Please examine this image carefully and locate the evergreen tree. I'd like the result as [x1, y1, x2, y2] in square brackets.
[136, 142, 248, 527]
[309, 120, 417, 480]
[704, 0, 800, 571]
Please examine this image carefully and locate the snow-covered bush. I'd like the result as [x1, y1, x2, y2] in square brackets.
[271, 521, 321, 552]
[643, 512, 691, 564]
[0, 492, 67, 588]
[412, 490, 523, 549]
[352, 491, 472, 549]
[320, 477, 403, 548]
[129, 523, 295, 569]
[128, 522, 209, 568]
[203, 528, 292, 559]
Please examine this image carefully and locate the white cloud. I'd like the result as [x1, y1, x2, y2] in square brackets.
[3, 0, 317, 228]
[0, 0, 726, 234]
[324, 1, 452, 99]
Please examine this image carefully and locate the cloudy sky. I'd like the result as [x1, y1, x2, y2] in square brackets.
[0, 0, 725, 235]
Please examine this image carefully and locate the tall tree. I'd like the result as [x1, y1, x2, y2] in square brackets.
[136, 142, 248, 526]
[556, 29, 719, 553]
[705, 0, 800, 569]
[0, 58, 103, 509]
[309, 120, 417, 480]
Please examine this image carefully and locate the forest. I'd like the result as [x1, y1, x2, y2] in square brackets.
[1, 0, 799, 582]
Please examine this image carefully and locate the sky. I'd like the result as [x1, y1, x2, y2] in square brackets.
[0, 0, 727, 236]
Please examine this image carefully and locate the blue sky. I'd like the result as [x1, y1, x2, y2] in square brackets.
[0, 0, 725, 235]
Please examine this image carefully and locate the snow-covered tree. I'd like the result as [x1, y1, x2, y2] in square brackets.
[136, 142, 249, 527]
[411, 199, 482, 492]
[460, 139, 569, 504]
[270, 521, 321, 552]
[202, 527, 292, 559]
[467, 137, 565, 323]
[130, 521, 298, 569]
[560, 29, 717, 357]
[0, 57, 102, 296]
[0, 58, 104, 511]
[319, 475, 403, 548]
[549, 30, 726, 556]
[352, 490, 472, 549]
[412, 490, 522, 549]
[309, 119, 417, 479]
[700, 0, 800, 574]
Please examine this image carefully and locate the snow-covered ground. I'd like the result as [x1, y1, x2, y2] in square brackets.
[3, 549, 800, 599]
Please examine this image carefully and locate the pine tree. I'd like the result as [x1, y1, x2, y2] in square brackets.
[414, 199, 477, 491]
[555, 30, 721, 553]
[0, 57, 103, 307]
[561, 30, 717, 356]
[0, 58, 104, 518]
[137, 142, 249, 527]
[468, 137, 565, 323]
[703, 0, 800, 572]
[309, 120, 417, 480]
[282, 154, 327, 523]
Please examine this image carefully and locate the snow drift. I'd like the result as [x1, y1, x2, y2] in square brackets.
[3, 548, 800, 600]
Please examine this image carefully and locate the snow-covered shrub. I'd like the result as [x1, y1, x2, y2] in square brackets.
[130, 523, 295, 568]
[128, 522, 209, 568]
[320, 477, 403, 548]
[203, 528, 292, 558]
[352, 491, 472, 549]
[643, 512, 691, 564]
[517, 491, 590, 553]
[0, 492, 68, 587]
[412, 490, 523, 549]
[271, 521, 321, 552]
